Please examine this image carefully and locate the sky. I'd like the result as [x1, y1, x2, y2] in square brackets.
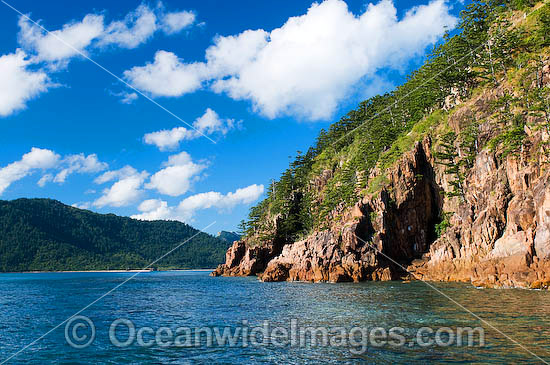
[0, 0, 466, 235]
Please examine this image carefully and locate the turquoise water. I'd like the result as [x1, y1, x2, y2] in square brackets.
[0, 271, 549, 364]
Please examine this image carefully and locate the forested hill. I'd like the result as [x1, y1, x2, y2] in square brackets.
[215, 0, 550, 288]
[238, 0, 550, 245]
[217, 231, 241, 243]
[0, 198, 230, 272]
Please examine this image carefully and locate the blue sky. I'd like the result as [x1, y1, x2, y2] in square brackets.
[0, 0, 465, 234]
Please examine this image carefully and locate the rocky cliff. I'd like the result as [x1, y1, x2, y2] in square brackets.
[213, 80, 550, 288]
[212, 2, 550, 289]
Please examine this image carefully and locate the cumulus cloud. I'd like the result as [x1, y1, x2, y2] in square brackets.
[123, 50, 208, 97]
[18, 14, 104, 64]
[0, 2, 197, 117]
[144, 127, 192, 151]
[179, 184, 264, 213]
[143, 108, 238, 150]
[131, 199, 174, 221]
[94, 165, 140, 184]
[53, 153, 108, 183]
[205, 30, 269, 78]
[145, 151, 206, 196]
[37, 173, 53, 187]
[194, 108, 237, 135]
[120, 92, 138, 104]
[18, 2, 197, 63]
[161, 11, 196, 35]
[93, 166, 149, 208]
[132, 184, 264, 222]
[126, 0, 456, 120]
[72, 202, 91, 210]
[98, 4, 157, 49]
[0, 50, 51, 116]
[0, 148, 108, 193]
[0, 148, 60, 195]
[109, 90, 138, 104]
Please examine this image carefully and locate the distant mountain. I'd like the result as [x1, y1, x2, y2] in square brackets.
[0, 198, 231, 272]
[217, 231, 241, 243]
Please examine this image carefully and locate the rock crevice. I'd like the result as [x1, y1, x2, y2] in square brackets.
[214, 140, 446, 283]
[213, 123, 550, 288]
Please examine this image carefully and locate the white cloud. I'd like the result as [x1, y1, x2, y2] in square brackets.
[0, 50, 51, 116]
[98, 4, 157, 49]
[131, 199, 175, 221]
[120, 92, 138, 104]
[125, 0, 456, 121]
[2, 3, 197, 117]
[37, 174, 53, 187]
[145, 151, 206, 196]
[17, 2, 198, 64]
[194, 108, 236, 135]
[53, 153, 108, 183]
[143, 108, 238, 150]
[164, 151, 199, 166]
[0, 148, 108, 192]
[94, 165, 140, 184]
[131, 184, 264, 222]
[205, 30, 268, 78]
[110, 91, 138, 104]
[72, 202, 91, 210]
[161, 11, 196, 35]
[124, 50, 208, 97]
[179, 184, 264, 213]
[212, 0, 457, 120]
[0, 148, 60, 195]
[18, 14, 104, 64]
[144, 127, 193, 151]
[93, 166, 148, 208]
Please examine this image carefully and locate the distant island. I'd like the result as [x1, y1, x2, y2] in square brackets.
[0, 198, 231, 272]
[216, 231, 241, 243]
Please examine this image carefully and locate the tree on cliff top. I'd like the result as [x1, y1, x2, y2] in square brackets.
[241, 0, 545, 243]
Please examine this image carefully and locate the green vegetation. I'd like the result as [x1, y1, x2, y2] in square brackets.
[462, 122, 480, 166]
[535, 3, 550, 45]
[432, 115, 480, 199]
[488, 124, 527, 156]
[435, 131, 466, 198]
[0, 199, 230, 272]
[240, 1, 550, 245]
[380, 110, 446, 170]
[485, 93, 528, 157]
[435, 212, 454, 238]
[217, 231, 241, 243]
[366, 174, 390, 196]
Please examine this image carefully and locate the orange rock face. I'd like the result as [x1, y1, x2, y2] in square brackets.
[214, 84, 550, 289]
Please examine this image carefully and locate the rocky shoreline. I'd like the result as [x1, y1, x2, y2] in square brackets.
[213, 81, 550, 289]
[212, 141, 550, 289]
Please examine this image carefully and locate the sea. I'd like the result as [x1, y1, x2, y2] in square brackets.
[0, 271, 549, 364]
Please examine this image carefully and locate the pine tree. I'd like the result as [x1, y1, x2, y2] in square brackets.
[435, 132, 465, 198]
[459, 121, 479, 169]
[536, 4, 550, 46]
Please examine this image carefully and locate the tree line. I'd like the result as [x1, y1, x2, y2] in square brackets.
[0, 198, 230, 271]
[240, 0, 550, 245]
